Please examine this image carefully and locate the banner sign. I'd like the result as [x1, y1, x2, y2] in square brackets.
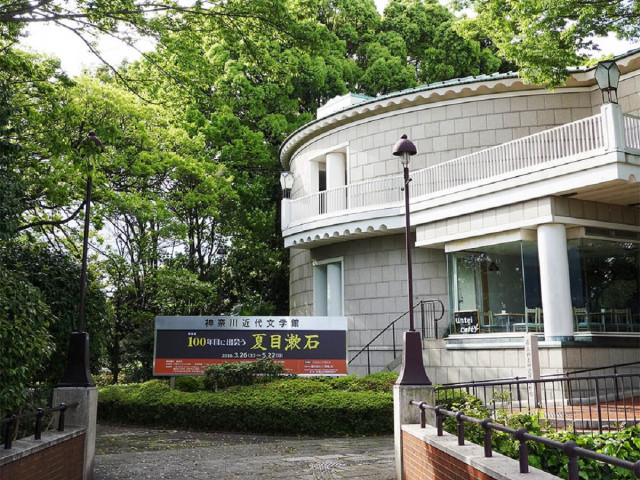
[153, 316, 348, 376]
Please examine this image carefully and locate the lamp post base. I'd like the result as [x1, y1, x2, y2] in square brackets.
[396, 330, 431, 386]
[58, 331, 96, 387]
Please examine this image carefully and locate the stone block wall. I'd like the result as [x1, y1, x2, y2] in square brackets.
[422, 338, 640, 386]
[289, 234, 448, 375]
[286, 64, 639, 203]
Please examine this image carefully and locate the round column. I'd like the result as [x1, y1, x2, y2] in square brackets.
[537, 224, 574, 341]
[326, 152, 346, 212]
[325, 152, 346, 190]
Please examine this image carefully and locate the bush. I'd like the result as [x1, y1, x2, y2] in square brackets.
[322, 371, 398, 392]
[98, 374, 394, 436]
[435, 389, 640, 479]
[202, 359, 289, 391]
[174, 376, 203, 393]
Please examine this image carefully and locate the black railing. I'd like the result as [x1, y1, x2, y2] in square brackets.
[547, 361, 640, 379]
[434, 361, 640, 391]
[410, 401, 640, 479]
[436, 373, 640, 434]
[1, 402, 78, 450]
[348, 299, 445, 374]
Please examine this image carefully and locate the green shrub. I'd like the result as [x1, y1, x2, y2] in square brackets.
[98, 374, 393, 436]
[323, 371, 398, 392]
[435, 389, 640, 479]
[174, 376, 203, 392]
[202, 359, 289, 391]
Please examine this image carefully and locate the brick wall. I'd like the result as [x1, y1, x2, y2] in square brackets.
[0, 431, 85, 480]
[402, 424, 558, 480]
[403, 431, 494, 480]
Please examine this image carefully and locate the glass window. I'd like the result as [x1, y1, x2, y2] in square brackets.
[314, 258, 343, 316]
[448, 241, 541, 332]
[568, 238, 640, 315]
[448, 237, 640, 333]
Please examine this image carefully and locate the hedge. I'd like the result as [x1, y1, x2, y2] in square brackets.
[98, 376, 394, 436]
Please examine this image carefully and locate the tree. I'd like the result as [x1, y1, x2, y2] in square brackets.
[453, 0, 640, 85]
[0, 0, 517, 387]
[0, 242, 110, 391]
[379, 0, 501, 86]
[0, 263, 53, 414]
[1, 0, 298, 78]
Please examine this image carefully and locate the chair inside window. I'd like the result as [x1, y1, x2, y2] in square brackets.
[479, 311, 496, 333]
[608, 308, 631, 332]
[574, 307, 603, 332]
[513, 307, 542, 332]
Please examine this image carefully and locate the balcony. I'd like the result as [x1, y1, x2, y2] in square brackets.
[282, 104, 640, 248]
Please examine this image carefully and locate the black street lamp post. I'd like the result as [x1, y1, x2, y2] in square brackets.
[58, 131, 104, 387]
[393, 134, 431, 386]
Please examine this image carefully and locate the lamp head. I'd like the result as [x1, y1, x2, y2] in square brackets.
[595, 60, 620, 104]
[280, 171, 295, 198]
[393, 134, 417, 167]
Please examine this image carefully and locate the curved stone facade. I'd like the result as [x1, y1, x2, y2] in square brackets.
[281, 51, 640, 378]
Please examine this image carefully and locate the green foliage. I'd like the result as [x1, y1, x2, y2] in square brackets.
[437, 389, 640, 479]
[453, 0, 640, 86]
[98, 374, 394, 436]
[320, 371, 399, 392]
[203, 359, 289, 391]
[2, 0, 510, 391]
[174, 376, 204, 393]
[0, 264, 54, 414]
[0, 241, 110, 388]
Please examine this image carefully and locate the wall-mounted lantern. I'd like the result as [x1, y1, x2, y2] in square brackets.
[595, 60, 620, 104]
[280, 171, 294, 198]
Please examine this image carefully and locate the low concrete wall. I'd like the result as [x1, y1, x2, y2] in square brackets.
[425, 337, 640, 384]
[402, 424, 558, 480]
[0, 428, 85, 480]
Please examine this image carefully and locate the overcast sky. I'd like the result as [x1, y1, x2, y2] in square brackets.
[19, 0, 638, 78]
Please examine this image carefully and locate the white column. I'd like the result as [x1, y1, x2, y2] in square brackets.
[325, 152, 346, 190]
[327, 262, 343, 316]
[601, 103, 625, 151]
[280, 199, 291, 229]
[537, 224, 574, 341]
[326, 152, 346, 211]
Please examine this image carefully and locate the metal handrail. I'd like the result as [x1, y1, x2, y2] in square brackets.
[1, 402, 79, 450]
[435, 373, 640, 434]
[410, 401, 640, 479]
[436, 361, 640, 388]
[548, 361, 640, 378]
[348, 299, 445, 373]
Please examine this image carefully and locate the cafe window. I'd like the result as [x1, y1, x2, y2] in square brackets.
[568, 238, 639, 318]
[448, 241, 542, 333]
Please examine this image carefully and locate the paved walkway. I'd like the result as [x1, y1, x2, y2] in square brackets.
[94, 425, 396, 479]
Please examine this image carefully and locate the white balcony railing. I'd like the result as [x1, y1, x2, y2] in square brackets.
[411, 113, 604, 197]
[287, 108, 633, 227]
[624, 114, 640, 150]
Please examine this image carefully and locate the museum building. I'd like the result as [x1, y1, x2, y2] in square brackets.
[279, 50, 640, 383]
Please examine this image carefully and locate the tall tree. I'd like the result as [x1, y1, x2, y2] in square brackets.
[454, 0, 640, 85]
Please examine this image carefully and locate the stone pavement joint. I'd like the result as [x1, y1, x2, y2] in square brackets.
[94, 424, 395, 479]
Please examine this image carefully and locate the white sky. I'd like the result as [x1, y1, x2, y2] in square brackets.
[18, 0, 639, 77]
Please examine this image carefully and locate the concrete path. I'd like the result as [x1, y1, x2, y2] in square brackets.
[94, 424, 395, 479]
